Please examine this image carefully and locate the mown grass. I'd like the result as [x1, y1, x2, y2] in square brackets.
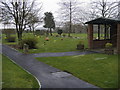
[2, 55, 39, 88]
[36, 53, 118, 88]
[2, 33, 88, 53]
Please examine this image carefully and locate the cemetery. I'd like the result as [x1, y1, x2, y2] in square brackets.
[1, 0, 119, 89]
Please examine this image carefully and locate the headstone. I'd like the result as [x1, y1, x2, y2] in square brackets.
[23, 44, 29, 54]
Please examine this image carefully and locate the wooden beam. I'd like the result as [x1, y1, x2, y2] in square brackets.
[98, 24, 100, 40]
[117, 24, 120, 54]
[104, 24, 107, 40]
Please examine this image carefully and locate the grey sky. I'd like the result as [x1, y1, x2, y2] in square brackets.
[0, 0, 119, 29]
[38, 0, 118, 13]
[38, 0, 91, 17]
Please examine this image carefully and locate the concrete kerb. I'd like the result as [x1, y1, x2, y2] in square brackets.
[3, 54, 41, 89]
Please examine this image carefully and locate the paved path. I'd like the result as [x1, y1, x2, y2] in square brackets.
[1, 45, 101, 89]
[30, 51, 94, 57]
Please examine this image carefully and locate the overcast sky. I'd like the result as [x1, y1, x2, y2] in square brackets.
[0, 0, 91, 28]
[37, 0, 92, 19]
[37, 0, 118, 13]
[0, 0, 119, 29]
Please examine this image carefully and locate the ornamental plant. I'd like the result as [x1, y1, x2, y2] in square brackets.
[77, 40, 84, 45]
[105, 43, 113, 48]
[57, 29, 63, 36]
[19, 35, 38, 49]
[77, 40, 84, 50]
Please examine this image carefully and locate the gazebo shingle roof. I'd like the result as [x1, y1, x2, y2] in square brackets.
[85, 17, 120, 24]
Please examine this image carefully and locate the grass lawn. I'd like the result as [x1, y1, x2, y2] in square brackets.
[2, 55, 39, 88]
[2, 33, 88, 53]
[36, 53, 118, 88]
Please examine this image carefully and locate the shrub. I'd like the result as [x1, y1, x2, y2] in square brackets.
[6, 36, 16, 42]
[62, 34, 66, 37]
[77, 40, 84, 45]
[57, 29, 63, 36]
[35, 30, 45, 35]
[105, 43, 113, 48]
[61, 38, 63, 40]
[77, 41, 84, 50]
[19, 36, 38, 49]
[56, 35, 59, 37]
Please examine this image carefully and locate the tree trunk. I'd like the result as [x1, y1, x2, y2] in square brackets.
[50, 28, 52, 36]
[29, 25, 32, 32]
[46, 29, 49, 37]
[68, 1, 72, 37]
[17, 31, 22, 41]
[32, 26, 35, 35]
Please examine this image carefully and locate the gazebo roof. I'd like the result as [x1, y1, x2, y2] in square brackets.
[85, 17, 120, 24]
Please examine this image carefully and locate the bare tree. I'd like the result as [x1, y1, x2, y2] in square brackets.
[90, 0, 118, 18]
[27, 12, 43, 34]
[73, 0, 119, 34]
[72, 7, 90, 33]
[0, 0, 42, 41]
[58, 0, 80, 37]
[26, 3, 43, 33]
[118, 1, 120, 19]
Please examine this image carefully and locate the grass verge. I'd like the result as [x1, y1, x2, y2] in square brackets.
[2, 55, 39, 88]
[36, 53, 118, 88]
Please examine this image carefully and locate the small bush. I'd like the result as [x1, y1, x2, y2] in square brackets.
[6, 36, 16, 42]
[56, 35, 59, 37]
[19, 36, 38, 49]
[105, 43, 113, 48]
[77, 40, 84, 45]
[57, 29, 63, 36]
[77, 41, 84, 50]
[62, 34, 66, 37]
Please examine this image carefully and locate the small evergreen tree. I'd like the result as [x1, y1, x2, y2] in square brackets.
[57, 29, 63, 36]
[43, 12, 55, 36]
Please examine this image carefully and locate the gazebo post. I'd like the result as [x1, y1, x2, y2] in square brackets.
[117, 24, 120, 54]
[88, 24, 93, 49]
[98, 24, 100, 40]
[104, 24, 107, 40]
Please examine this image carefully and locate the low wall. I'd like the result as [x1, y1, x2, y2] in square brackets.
[93, 39, 112, 49]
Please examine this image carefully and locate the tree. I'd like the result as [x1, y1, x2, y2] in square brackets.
[43, 12, 55, 36]
[118, 1, 120, 19]
[73, 0, 119, 34]
[58, 0, 79, 37]
[57, 29, 63, 36]
[27, 12, 42, 34]
[90, 0, 118, 18]
[26, 4, 43, 33]
[0, 0, 42, 41]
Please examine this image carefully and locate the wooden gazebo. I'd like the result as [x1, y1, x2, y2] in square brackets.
[85, 17, 120, 54]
